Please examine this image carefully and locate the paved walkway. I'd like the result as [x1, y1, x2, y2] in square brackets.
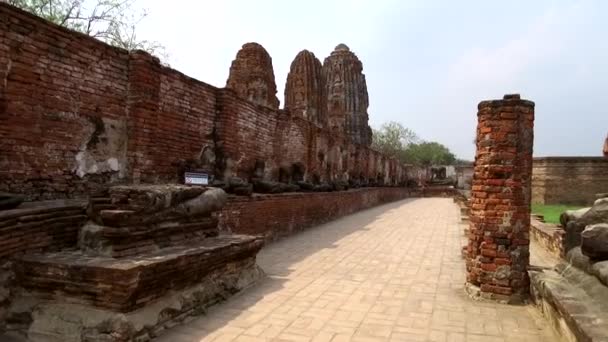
[156, 198, 558, 342]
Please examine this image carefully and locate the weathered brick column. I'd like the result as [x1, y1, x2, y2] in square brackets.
[466, 94, 535, 303]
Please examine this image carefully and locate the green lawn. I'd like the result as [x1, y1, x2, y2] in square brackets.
[531, 204, 583, 225]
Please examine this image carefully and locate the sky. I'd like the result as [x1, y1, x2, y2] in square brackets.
[136, 0, 608, 160]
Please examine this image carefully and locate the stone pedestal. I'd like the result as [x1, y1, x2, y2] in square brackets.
[466, 94, 535, 302]
[10, 185, 264, 341]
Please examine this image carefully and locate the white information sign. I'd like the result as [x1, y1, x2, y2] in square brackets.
[184, 172, 209, 185]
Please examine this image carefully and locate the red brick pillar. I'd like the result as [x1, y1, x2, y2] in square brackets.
[466, 94, 535, 303]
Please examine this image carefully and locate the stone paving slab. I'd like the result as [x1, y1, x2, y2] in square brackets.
[153, 198, 558, 342]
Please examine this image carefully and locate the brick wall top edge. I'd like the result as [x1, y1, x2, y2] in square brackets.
[533, 156, 608, 163]
[226, 187, 392, 202]
[2, 2, 217, 94]
[160, 63, 220, 92]
[1, 2, 129, 55]
[477, 99, 535, 110]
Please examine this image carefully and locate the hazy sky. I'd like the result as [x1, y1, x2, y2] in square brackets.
[137, 0, 607, 160]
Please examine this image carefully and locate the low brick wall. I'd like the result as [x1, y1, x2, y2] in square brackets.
[530, 218, 566, 260]
[532, 157, 608, 205]
[219, 187, 412, 241]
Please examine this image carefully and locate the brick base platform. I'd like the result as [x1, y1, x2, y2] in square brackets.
[1, 185, 266, 341]
[16, 235, 263, 312]
[15, 256, 264, 342]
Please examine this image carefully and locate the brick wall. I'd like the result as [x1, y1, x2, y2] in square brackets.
[127, 52, 218, 184]
[0, 3, 407, 200]
[0, 5, 130, 199]
[0, 200, 87, 259]
[219, 187, 412, 241]
[0, 199, 87, 331]
[532, 157, 608, 205]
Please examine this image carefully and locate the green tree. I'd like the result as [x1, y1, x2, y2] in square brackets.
[372, 121, 419, 159]
[402, 142, 456, 166]
[8, 0, 166, 58]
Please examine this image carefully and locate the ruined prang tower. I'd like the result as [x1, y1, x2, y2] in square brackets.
[226, 42, 280, 109]
[322, 44, 372, 146]
[284, 50, 325, 127]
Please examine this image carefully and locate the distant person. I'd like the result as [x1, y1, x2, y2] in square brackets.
[604, 133, 608, 158]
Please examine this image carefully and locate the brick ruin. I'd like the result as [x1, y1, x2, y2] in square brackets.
[323, 44, 372, 146]
[226, 42, 280, 110]
[284, 50, 325, 126]
[0, 4, 415, 340]
[466, 94, 535, 302]
[0, 4, 395, 201]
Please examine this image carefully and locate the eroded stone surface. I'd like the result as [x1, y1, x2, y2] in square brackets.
[19, 260, 263, 342]
[581, 223, 608, 260]
[322, 44, 372, 146]
[80, 185, 228, 258]
[226, 42, 279, 109]
[2, 183, 265, 341]
[284, 50, 325, 126]
[559, 207, 590, 227]
[564, 197, 608, 253]
[530, 264, 608, 342]
[567, 247, 608, 288]
[17, 235, 263, 312]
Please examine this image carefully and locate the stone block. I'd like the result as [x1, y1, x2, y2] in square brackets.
[16, 235, 263, 312]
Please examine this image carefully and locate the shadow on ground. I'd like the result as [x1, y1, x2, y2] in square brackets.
[154, 198, 420, 341]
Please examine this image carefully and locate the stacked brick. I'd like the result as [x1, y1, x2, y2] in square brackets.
[225, 42, 280, 109]
[1, 4, 408, 200]
[18, 235, 262, 312]
[322, 44, 372, 146]
[466, 94, 535, 301]
[0, 200, 87, 259]
[16, 185, 264, 313]
[284, 50, 326, 126]
[0, 200, 87, 332]
[81, 185, 222, 257]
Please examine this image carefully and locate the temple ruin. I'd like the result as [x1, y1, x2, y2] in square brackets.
[284, 50, 325, 126]
[0, 4, 412, 340]
[2, 2, 608, 342]
[226, 42, 280, 110]
[322, 44, 373, 146]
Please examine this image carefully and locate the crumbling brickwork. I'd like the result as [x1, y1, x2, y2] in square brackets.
[284, 50, 325, 126]
[0, 6, 130, 199]
[466, 94, 535, 302]
[225, 42, 279, 109]
[0, 4, 405, 200]
[323, 44, 372, 146]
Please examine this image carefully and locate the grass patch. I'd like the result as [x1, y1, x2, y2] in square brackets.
[531, 204, 583, 225]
